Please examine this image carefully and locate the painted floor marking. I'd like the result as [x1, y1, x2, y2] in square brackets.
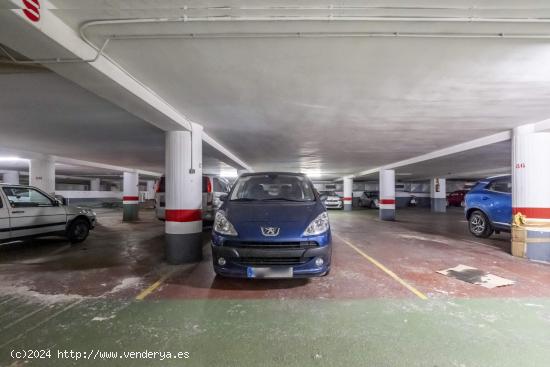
[0, 304, 50, 332]
[334, 233, 428, 300]
[135, 268, 179, 300]
[0, 300, 83, 349]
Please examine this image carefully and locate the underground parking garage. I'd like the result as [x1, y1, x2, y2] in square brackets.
[2, 1, 550, 366]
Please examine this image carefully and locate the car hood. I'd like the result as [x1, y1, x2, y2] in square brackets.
[224, 201, 323, 239]
[325, 196, 341, 200]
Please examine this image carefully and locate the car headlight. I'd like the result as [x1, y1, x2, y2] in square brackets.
[303, 212, 330, 236]
[213, 211, 238, 236]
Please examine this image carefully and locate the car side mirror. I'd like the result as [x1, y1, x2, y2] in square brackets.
[55, 199, 63, 206]
[219, 194, 228, 202]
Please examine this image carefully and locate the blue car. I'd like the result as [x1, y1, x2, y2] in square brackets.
[211, 172, 332, 278]
[465, 175, 512, 238]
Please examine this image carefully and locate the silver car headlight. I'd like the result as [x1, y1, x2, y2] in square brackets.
[303, 212, 330, 236]
[213, 211, 238, 236]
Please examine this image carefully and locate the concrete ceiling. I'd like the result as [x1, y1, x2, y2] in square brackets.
[4, 1, 550, 180]
[0, 69, 234, 175]
[356, 141, 511, 182]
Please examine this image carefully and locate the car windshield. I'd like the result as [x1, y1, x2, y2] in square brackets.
[230, 174, 315, 202]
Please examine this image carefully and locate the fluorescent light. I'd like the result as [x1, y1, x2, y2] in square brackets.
[0, 156, 29, 162]
[397, 173, 413, 176]
[220, 169, 238, 178]
[302, 169, 323, 178]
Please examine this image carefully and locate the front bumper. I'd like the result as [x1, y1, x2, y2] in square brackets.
[211, 232, 332, 278]
[324, 201, 343, 209]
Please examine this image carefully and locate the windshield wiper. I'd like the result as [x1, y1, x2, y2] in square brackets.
[261, 198, 308, 202]
[230, 198, 258, 202]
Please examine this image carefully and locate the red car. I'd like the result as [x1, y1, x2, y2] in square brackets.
[447, 190, 468, 207]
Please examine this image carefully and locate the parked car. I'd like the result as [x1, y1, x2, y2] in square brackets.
[0, 184, 96, 244]
[359, 191, 379, 208]
[319, 191, 343, 209]
[465, 175, 511, 238]
[155, 175, 231, 222]
[211, 172, 332, 278]
[447, 190, 468, 207]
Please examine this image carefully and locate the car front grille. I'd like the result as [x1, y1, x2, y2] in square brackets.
[236, 257, 310, 266]
[224, 241, 318, 249]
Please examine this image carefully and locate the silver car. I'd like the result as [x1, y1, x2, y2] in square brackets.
[319, 191, 343, 209]
[0, 184, 96, 244]
[155, 175, 231, 222]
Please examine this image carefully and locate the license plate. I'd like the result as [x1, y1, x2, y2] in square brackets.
[247, 267, 293, 278]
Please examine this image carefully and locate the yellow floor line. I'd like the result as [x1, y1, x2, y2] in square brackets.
[334, 233, 428, 300]
[135, 269, 178, 301]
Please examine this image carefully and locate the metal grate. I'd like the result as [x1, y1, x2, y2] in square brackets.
[236, 257, 310, 266]
[225, 241, 318, 249]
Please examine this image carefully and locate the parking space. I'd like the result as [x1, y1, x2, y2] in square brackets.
[3, 2, 550, 366]
[2, 208, 550, 366]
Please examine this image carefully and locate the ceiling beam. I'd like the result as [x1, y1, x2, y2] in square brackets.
[0, 0, 251, 171]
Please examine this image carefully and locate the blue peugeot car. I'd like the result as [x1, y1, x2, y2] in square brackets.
[465, 175, 511, 238]
[211, 172, 332, 278]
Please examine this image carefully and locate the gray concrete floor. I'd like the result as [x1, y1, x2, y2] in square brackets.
[1, 207, 550, 366]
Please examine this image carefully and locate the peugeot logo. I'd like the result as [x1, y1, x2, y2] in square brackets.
[261, 226, 280, 236]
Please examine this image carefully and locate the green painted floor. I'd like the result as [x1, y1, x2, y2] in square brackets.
[1, 297, 550, 367]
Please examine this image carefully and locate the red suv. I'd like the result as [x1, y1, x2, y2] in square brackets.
[446, 190, 468, 207]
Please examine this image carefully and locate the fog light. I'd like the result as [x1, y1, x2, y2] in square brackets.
[315, 257, 324, 267]
[218, 257, 226, 266]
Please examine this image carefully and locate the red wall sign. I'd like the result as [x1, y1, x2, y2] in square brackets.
[22, 0, 40, 22]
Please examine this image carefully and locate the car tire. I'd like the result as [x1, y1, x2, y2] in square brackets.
[468, 210, 493, 238]
[66, 218, 90, 244]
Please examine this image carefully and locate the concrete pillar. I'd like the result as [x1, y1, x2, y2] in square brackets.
[165, 124, 203, 264]
[29, 156, 55, 195]
[430, 178, 447, 213]
[146, 180, 155, 199]
[343, 177, 353, 211]
[90, 178, 101, 191]
[511, 124, 550, 262]
[379, 169, 396, 221]
[2, 171, 19, 185]
[122, 172, 139, 221]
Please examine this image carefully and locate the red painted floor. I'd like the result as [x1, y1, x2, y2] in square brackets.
[1, 207, 549, 302]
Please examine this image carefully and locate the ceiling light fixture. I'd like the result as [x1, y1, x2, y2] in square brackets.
[0, 156, 29, 162]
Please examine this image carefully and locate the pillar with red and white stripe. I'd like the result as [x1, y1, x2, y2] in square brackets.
[379, 169, 396, 221]
[123, 171, 139, 221]
[343, 177, 353, 211]
[512, 124, 550, 262]
[165, 124, 203, 264]
[430, 178, 446, 213]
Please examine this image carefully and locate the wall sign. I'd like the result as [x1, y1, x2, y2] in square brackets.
[22, 0, 40, 22]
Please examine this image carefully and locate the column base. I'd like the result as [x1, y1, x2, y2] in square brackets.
[430, 198, 447, 213]
[343, 204, 352, 211]
[380, 209, 395, 221]
[165, 232, 203, 264]
[512, 226, 550, 262]
[123, 204, 139, 221]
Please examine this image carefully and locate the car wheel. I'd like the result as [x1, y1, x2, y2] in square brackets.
[468, 211, 493, 238]
[67, 218, 90, 244]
